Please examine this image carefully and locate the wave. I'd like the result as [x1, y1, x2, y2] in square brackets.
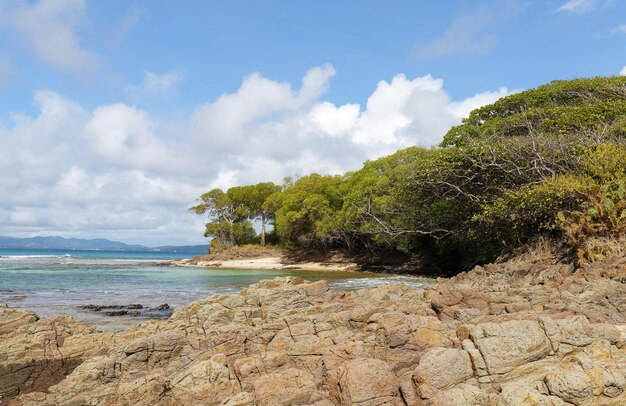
[0, 255, 167, 267]
[329, 275, 434, 290]
[0, 254, 73, 260]
[66, 259, 166, 266]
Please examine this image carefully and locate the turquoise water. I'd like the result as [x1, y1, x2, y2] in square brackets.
[0, 249, 433, 331]
[0, 248, 191, 260]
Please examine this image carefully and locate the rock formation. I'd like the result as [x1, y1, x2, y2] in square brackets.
[1, 254, 625, 405]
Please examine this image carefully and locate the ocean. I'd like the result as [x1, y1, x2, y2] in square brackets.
[0, 249, 433, 331]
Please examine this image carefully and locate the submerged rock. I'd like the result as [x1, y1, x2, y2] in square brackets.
[77, 303, 172, 319]
[0, 257, 625, 405]
[79, 304, 144, 311]
[153, 303, 170, 311]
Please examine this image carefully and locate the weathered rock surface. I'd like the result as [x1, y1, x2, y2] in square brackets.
[0, 305, 115, 401]
[78, 303, 172, 318]
[1, 254, 625, 405]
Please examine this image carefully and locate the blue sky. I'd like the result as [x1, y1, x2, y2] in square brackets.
[2, 0, 625, 112]
[0, 0, 625, 245]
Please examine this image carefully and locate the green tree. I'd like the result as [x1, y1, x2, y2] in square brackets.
[273, 174, 347, 247]
[190, 76, 626, 271]
[190, 189, 237, 223]
[189, 188, 251, 248]
[226, 182, 281, 246]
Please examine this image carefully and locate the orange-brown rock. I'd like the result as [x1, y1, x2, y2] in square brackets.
[1, 253, 625, 405]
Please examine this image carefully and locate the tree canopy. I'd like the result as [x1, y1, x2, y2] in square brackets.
[189, 183, 280, 249]
[191, 76, 626, 272]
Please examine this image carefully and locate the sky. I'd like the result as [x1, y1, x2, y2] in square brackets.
[0, 0, 625, 246]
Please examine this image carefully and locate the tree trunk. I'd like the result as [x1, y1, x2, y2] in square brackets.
[260, 213, 267, 246]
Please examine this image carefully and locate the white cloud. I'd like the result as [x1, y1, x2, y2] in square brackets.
[418, 11, 499, 58]
[308, 102, 360, 137]
[613, 24, 626, 34]
[448, 87, 512, 119]
[83, 103, 180, 172]
[143, 70, 184, 93]
[8, 0, 98, 74]
[417, 1, 527, 59]
[0, 66, 509, 245]
[620, 66, 626, 76]
[352, 74, 445, 149]
[296, 64, 336, 106]
[125, 70, 185, 99]
[108, 8, 142, 49]
[557, 0, 597, 13]
[189, 66, 335, 154]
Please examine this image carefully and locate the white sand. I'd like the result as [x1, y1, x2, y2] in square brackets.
[171, 256, 358, 272]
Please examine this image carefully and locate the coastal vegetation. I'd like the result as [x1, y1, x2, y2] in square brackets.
[192, 76, 626, 273]
[190, 182, 281, 249]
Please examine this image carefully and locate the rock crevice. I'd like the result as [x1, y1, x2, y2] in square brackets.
[1, 255, 625, 405]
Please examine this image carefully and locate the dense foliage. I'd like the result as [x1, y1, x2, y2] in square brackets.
[192, 77, 626, 272]
[189, 183, 280, 249]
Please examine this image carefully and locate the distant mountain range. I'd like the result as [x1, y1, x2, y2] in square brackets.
[0, 236, 209, 254]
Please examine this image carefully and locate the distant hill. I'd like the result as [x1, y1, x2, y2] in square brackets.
[0, 236, 209, 254]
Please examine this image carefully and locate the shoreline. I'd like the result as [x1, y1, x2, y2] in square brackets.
[167, 246, 363, 272]
[1, 252, 436, 334]
[166, 246, 435, 276]
[168, 256, 360, 272]
[2, 250, 625, 405]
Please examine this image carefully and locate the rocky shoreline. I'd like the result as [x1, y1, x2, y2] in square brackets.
[1, 251, 625, 405]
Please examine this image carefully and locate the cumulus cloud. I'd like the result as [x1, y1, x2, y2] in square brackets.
[620, 66, 626, 76]
[557, 0, 598, 13]
[308, 102, 360, 137]
[84, 103, 183, 172]
[0, 66, 510, 244]
[448, 87, 512, 119]
[6, 0, 98, 74]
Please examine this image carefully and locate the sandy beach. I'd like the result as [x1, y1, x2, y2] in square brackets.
[170, 255, 359, 272]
